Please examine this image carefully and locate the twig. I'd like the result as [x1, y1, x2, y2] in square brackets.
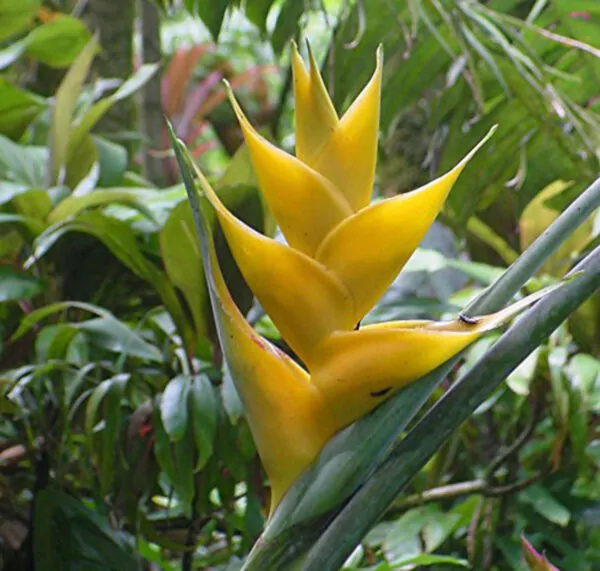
[387, 471, 543, 516]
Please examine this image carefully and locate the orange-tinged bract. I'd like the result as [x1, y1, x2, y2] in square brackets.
[186, 45, 541, 515]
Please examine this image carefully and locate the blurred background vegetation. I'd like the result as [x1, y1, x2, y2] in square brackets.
[0, 0, 599, 569]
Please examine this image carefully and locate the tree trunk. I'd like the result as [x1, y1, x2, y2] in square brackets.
[138, 0, 167, 186]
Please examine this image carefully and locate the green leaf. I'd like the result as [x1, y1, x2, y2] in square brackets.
[0, 79, 45, 139]
[66, 64, 158, 159]
[174, 430, 195, 514]
[189, 374, 217, 469]
[389, 554, 468, 568]
[153, 397, 177, 482]
[245, 0, 276, 33]
[0, 0, 40, 42]
[196, 0, 229, 40]
[25, 16, 92, 68]
[11, 300, 107, 340]
[160, 375, 190, 442]
[160, 200, 210, 339]
[49, 36, 98, 184]
[47, 188, 158, 224]
[85, 374, 128, 452]
[79, 316, 163, 362]
[0, 134, 47, 187]
[519, 484, 571, 527]
[34, 489, 138, 571]
[0, 266, 45, 302]
[0, 213, 45, 236]
[27, 211, 190, 344]
[271, 0, 304, 55]
[11, 299, 163, 361]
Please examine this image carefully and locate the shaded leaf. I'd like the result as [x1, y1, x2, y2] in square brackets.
[189, 374, 217, 469]
[0, 266, 45, 302]
[160, 375, 190, 442]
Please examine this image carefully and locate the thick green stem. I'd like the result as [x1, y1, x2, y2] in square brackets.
[301, 245, 600, 570]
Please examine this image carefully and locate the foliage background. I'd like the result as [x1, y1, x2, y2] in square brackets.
[0, 0, 599, 569]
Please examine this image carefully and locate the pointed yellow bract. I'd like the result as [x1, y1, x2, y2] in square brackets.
[180, 45, 541, 516]
[292, 41, 339, 164]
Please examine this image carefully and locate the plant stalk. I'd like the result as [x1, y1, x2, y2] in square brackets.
[301, 244, 600, 570]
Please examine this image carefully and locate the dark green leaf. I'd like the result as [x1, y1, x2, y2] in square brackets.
[34, 489, 138, 570]
[189, 374, 217, 469]
[160, 375, 190, 442]
[245, 0, 276, 33]
[196, 0, 229, 40]
[0, 266, 45, 302]
[271, 0, 304, 55]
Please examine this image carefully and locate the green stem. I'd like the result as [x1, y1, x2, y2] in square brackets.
[464, 176, 600, 316]
[301, 244, 600, 570]
[242, 177, 600, 571]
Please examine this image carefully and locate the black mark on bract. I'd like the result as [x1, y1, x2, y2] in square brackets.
[459, 313, 479, 325]
[354, 321, 361, 331]
[370, 387, 391, 398]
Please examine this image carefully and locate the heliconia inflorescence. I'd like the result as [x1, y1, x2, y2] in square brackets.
[173, 43, 547, 514]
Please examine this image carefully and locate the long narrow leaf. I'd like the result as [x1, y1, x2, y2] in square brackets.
[301, 245, 600, 571]
[242, 175, 600, 569]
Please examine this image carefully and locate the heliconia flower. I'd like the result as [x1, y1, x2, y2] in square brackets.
[213, 45, 497, 369]
[167, 45, 549, 514]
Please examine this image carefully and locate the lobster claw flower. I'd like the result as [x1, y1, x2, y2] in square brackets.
[169, 46, 546, 513]
[181, 152, 543, 512]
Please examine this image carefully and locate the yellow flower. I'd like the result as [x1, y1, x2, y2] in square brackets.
[175, 45, 540, 513]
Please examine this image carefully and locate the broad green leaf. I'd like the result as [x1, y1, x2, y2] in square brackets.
[25, 16, 91, 67]
[0, 134, 47, 187]
[196, 0, 228, 40]
[0, 0, 40, 42]
[64, 132, 98, 189]
[160, 375, 190, 442]
[95, 135, 128, 187]
[245, 0, 276, 33]
[47, 188, 158, 224]
[12, 188, 52, 220]
[79, 316, 163, 362]
[271, 0, 304, 55]
[160, 200, 210, 339]
[34, 489, 138, 571]
[519, 484, 571, 527]
[0, 266, 45, 302]
[49, 36, 97, 184]
[0, 79, 45, 139]
[190, 374, 217, 469]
